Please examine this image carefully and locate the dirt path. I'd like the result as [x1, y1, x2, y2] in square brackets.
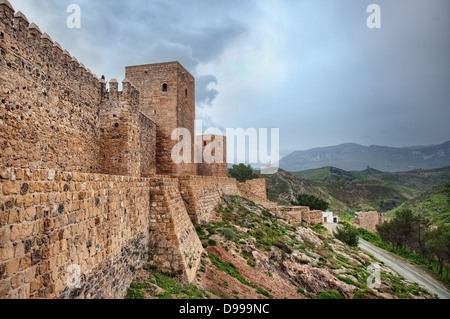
[359, 239, 450, 299]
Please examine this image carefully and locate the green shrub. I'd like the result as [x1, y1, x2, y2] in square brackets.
[208, 239, 217, 246]
[333, 222, 359, 247]
[219, 228, 239, 241]
[316, 290, 343, 299]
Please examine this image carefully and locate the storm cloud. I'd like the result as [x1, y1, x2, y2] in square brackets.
[9, 0, 450, 157]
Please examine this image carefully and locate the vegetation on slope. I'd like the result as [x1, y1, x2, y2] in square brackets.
[388, 183, 450, 225]
[266, 166, 450, 215]
[358, 209, 450, 287]
[127, 196, 434, 299]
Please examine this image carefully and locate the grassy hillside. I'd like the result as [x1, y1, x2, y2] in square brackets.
[388, 183, 450, 225]
[286, 166, 450, 213]
[264, 169, 350, 212]
[127, 196, 433, 299]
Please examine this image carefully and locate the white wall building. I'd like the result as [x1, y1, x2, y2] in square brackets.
[322, 211, 338, 224]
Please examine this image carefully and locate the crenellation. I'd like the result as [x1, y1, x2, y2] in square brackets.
[100, 78, 106, 94]
[0, 10, 292, 300]
[28, 22, 41, 35]
[108, 78, 119, 96]
[0, 1, 14, 30]
[62, 50, 71, 64]
[51, 41, 62, 53]
[13, 12, 29, 42]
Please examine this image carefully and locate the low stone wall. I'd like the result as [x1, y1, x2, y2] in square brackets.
[354, 211, 382, 233]
[0, 167, 150, 299]
[238, 179, 268, 201]
[178, 176, 240, 225]
[302, 210, 323, 225]
[279, 206, 309, 226]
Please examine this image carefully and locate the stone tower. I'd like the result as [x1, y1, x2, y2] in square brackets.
[125, 62, 196, 176]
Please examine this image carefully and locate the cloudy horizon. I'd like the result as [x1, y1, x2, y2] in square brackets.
[7, 0, 450, 157]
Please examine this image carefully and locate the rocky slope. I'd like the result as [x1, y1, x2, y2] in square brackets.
[127, 196, 434, 299]
[265, 166, 450, 213]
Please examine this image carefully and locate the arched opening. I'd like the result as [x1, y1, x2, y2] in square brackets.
[162, 83, 168, 92]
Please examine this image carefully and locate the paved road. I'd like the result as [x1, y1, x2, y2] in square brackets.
[359, 238, 450, 299]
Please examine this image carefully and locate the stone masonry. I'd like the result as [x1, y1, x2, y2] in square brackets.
[0, 167, 150, 299]
[125, 62, 196, 176]
[0, 1, 305, 299]
[354, 211, 384, 233]
[0, 1, 243, 299]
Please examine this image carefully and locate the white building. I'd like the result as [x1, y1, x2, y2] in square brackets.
[322, 211, 338, 224]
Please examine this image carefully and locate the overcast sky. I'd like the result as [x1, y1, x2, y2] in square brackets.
[8, 0, 450, 157]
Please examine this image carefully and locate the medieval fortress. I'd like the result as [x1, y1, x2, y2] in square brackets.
[0, 1, 386, 299]
[0, 1, 280, 299]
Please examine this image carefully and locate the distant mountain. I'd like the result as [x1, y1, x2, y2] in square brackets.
[280, 141, 450, 172]
[264, 166, 450, 214]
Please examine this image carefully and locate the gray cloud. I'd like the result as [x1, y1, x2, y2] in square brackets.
[8, 0, 450, 154]
[10, 0, 247, 113]
[196, 75, 219, 107]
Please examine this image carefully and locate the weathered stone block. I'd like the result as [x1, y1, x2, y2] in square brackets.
[2, 182, 20, 195]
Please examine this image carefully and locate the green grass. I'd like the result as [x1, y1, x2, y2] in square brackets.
[339, 211, 356, 222]
[310, 223, 328, 234]
[125, 268, 210, 299]
[126, 282, 146, 299]
[357, 228, 391, 250]
[218, 228, 239, 242]
[381, 271, 430, 299]
[316, 290, 343, 299]
[209, 253, 270, 298]
[388, 184, 450, 225]
[336, 275, 356, 285]
[209, 253, 248, 285]
[352, 288, 378, 299]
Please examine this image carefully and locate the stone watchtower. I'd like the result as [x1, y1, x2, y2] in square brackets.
[125, 62, 196, 176]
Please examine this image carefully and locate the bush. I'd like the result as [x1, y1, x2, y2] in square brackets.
[228, 164, 259, 182]
[219, 228, 239, 242]
[293, 194, 329, 211]
[334, 222, 359, 247]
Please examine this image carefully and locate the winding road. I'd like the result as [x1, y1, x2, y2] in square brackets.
[324, 223, 450, 299]
[359, 238, 450, 299]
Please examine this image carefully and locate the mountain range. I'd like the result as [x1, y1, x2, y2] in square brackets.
[280, 141, 450, 172]
[264, 166, 450, 215]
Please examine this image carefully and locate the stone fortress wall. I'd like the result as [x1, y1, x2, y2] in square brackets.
[0, 1, 326, 299]
[0, 1, 271, 299]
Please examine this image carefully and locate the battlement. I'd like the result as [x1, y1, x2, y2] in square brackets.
[101, 78, 140, 106]
[0, 2, 101, 92]
[0, 3, 241, 299]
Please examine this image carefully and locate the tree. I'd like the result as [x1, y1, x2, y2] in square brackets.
[293, 194, 329, 211]
[376, 220, 402, 249]
[333, 222, 359, 247]
[228, 164, 259, 183]
[376, 209, 419, 250]
[424, 224, 450, 277]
